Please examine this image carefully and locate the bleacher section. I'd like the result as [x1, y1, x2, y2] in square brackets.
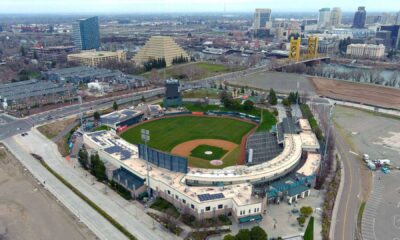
[246, 131, 283, 165]
[276, 117, 299, 143]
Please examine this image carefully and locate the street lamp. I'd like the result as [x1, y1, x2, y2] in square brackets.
[141, 129, 151, 198]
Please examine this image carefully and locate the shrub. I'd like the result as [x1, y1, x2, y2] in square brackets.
[297, 216, 306, 226]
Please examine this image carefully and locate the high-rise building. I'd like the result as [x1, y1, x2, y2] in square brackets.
[253, 8, 272, 30]
[380, 25, 400, 50]
[396, 11, 400, 25]
[330, 7, 342, 27]
[72, 16, 100, 50]
[318, 8, 331, 29]
[352, 7, 367, 29]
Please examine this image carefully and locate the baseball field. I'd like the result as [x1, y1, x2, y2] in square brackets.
[120, 116, 256, 168]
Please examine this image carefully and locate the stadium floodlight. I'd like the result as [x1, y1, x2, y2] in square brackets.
[141, 129, 151, 198]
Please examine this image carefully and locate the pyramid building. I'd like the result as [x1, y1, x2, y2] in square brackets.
[133, 36, 189, 67]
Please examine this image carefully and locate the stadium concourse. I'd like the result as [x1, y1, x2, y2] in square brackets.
[83, 116, 321, 223]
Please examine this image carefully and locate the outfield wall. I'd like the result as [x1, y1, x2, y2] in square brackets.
[138, 144, 188, 173]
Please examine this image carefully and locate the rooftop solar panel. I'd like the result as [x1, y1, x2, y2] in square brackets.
[198, 193, 225, 202]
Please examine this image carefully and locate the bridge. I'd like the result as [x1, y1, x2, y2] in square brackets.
[272, 56, 331, 71]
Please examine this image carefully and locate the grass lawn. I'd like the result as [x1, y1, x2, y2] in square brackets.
[150, 197, 180, 218]
[190, 145, 228, 161]
[188, 146, 241, 169]
[120, 116, 255, 152]
[141, 62, 241, 81]
[181, 88, 221, 99]
[91, 125, 111, 132]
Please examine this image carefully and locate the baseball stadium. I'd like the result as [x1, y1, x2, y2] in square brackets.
[83, 107, 322, 222]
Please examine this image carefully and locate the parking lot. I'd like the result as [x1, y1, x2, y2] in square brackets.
[227, 71, 316, 95]
[333, 106, 400, 240]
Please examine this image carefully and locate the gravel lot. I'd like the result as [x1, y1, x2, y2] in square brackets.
[0, 144, 96, 240]
[227, 71, 316, 95]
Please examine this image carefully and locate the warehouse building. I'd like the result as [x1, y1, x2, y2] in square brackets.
[0, 79, 75, 109]
[101, 109, 144, 131]
[45, 66, 147, 87]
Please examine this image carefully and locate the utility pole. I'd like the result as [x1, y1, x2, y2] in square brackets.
[141, 129, 151, 198]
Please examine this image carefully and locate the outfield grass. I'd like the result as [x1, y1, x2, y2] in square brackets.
[120, 116, 255, 152]
[190, 145, 227, 161]
[183, 102, 277, 131]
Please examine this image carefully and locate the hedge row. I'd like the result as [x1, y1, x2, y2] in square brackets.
[38, 159, 137, 240]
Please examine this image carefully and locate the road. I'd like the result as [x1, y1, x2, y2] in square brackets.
[6, 130, 177, 240]
[0, 87, 165, 140]
[333, 126, 363, 240]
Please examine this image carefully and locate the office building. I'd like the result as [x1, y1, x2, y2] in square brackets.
[353, 7, 367, 29]
[72, 16, 100, 50]
[301, 19, 318, 32]
[253, 8, 272, 30]
[346, 44, 385, 59]
[380, 25, 400, 50]
[396, 11, 400, 25]
[29, 46, 77, 62]
[330, 7, 342, 27]
[133, 36, 189, 67]
[67, 50, 126, 67]
[318, 8, 331, 29]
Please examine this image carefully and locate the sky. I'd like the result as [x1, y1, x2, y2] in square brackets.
[0, 0, 399, 13]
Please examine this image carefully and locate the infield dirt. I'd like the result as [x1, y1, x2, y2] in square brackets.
[171, 139, 238, 157]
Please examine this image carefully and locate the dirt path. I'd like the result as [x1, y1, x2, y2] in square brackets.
[0, 144, 96, 240]
[310, 77, 400, 110]
[171, 139, 238, 157]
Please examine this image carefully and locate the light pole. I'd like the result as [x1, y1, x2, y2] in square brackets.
[141, 129, 151, 198]
[309, 99, 335, 170]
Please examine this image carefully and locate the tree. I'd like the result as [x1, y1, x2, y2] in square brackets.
[240, 87, 245, 94]
[268, 88, 277, 105]
[90, 153, 107, 182]
[304, 216, 314, 240]
[220, 91, 234, 109]
[243, 100, 255, 111]
[282, 98, 290, 106]
[250, 226, 268, 240]
[20, 46, 26, 57]
[223, 235, 236, 240]
[232, 99, 241, 110]
[141, 96, 146, 102]
[78, 147, 89, 170]
[93, 111, 101, 121]
[288, 92, 299, 104]
[300, 206, 313, 218]
[219, 83, 223, 90]
[112, 101, 118, 111]
[236, 229, 251, 240]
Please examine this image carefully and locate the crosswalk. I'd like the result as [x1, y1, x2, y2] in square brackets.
[361, 173, 385, 240]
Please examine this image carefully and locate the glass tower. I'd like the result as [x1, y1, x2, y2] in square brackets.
[73, 16, 100, 50]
